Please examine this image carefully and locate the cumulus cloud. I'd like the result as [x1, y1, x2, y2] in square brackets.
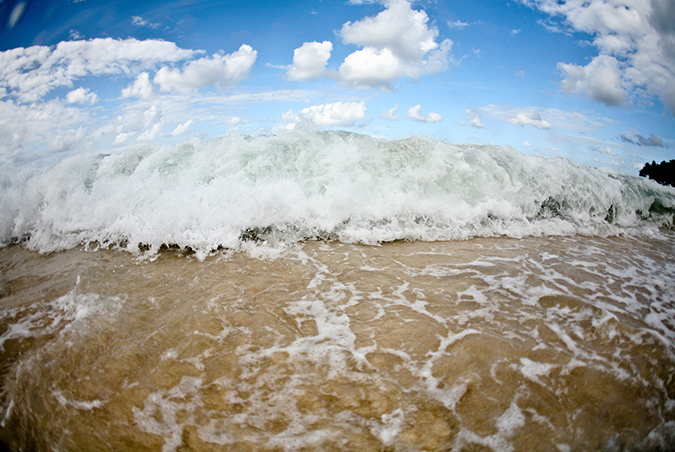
[558, 55, 626, 106]
[520, 0, 675, 114]
[0, 38, 197, 102]
[66, 87, 98, 105]
[121, 72, 154, 100]
[338, 0, 453, 89]
[338, 48, 404, 88]
[406, 104, 442, 123]
[283, 1, 453, 89]
[620, 133, 665, 147]
[301, 101, 367, 126]
[284, 101, 367, 127]
[153, 44, 257, 94]
[380, 104, 399, 120]
[462, 109, 485, 128]
[286, 41, 333, 81]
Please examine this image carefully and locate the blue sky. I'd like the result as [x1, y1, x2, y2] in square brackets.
[1, 0, 673, 174]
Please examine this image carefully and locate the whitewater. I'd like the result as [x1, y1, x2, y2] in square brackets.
[1, 130, 674, 255]
[1, 130, 675, 451]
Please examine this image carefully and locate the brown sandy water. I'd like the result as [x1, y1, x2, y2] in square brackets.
[0, 235, 674, 451]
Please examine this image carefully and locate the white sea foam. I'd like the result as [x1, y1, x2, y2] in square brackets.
[1, 130, 674, 255]
[0, 286, 123, 351]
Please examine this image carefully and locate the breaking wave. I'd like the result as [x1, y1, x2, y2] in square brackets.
[1, 129, 674, 255]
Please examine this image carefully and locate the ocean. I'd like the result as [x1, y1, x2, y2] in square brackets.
[1, 130, 675, 451]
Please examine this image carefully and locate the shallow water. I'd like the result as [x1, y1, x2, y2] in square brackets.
[1, 234, 675, 451]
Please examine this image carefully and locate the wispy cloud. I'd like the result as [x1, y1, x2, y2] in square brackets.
[380, 104, 399, 121]
[131, 16, 161, 29]
[447, 19, 481, 29]
[476, 105, 612, 132]
[620, 133, 666, 148]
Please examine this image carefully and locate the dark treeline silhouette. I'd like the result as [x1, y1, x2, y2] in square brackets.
[639, 160, 675, 187]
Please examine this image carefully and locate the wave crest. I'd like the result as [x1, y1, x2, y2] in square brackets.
[2, 130, 674, 255]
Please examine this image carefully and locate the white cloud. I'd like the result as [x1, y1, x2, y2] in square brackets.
[0, 99, 92, 161]
[0, 87, 324, 162]
[508, 111, 552, 129]
[131, 16, 160, 29]
[66, 87, 98, 105]
[521, 0, 675, 114]
[301, 101, 367, 126]
[170, 119, 193, 136]
[589, 145, 617, 156]
[142, 105, 162, 128]
[137, 105, 163, 140]
[462, 109, 485, 128]
[0, 38, 197, 102]
[286, 41, 333, 81]
[515, 70, 525, 77]
[338, 48, 405, 89]
[558, 55, 626, 106]
[476, 105, 613, 132]
[448, 20, 470, 29]
[153, 44, 257, 94]
[406, 104, 442, 123]
[284, 1, 453, 89]
[121, 72, 154, 100]
[337, 0, 453, 89]
[281, 109, 299, 126]
[114, 132, 134, 145]
[113, 104, 165, 144]
[284, 101, 367, 127]
[380, 104, 399, 120]
[137, 122, 162, 141]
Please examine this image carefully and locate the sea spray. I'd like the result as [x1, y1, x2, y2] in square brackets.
[1, 130, 674, 255]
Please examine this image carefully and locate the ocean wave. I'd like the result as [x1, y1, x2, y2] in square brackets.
[1, 130, 674, 255]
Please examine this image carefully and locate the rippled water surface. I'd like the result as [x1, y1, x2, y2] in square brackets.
[1, 234, 675, 451]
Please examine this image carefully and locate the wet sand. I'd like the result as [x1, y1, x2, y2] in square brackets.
[1, 235, 674, 451]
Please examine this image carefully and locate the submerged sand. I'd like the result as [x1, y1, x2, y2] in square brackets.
[1, 235, 674, 451]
